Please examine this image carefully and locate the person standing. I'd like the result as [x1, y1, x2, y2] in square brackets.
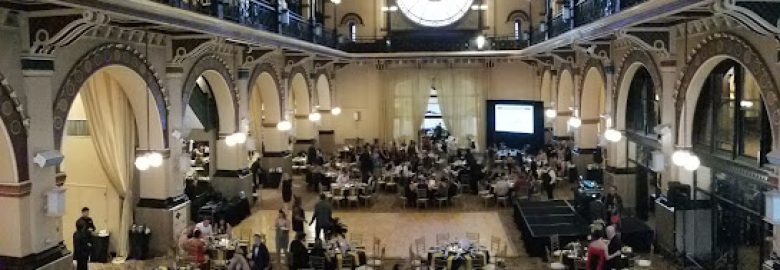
[74, 207, 95, 270]
[281, 173, 293, 204]
[194, 217, 214, 237]
[288, 232, 309, 270]
[604, 186, 624, 226]
[291, 196, 306, 236]
[542, 166, 557, 200]
[250, 234, 270, 270]
[586, 230, 607, 270]
[359, 148, 374, 183]
[605, 225, 623, 270]
[310, 194, 333, 240]
[275, 209, 290, 262]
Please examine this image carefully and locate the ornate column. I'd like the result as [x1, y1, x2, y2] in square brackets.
[0, 56, 72, 269]
[134, 66, 188, 258]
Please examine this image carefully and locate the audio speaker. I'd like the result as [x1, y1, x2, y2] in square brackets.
[33, 150, 64, 168]
[667, 181, 691, 209]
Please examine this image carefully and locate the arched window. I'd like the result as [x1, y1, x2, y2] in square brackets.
[625, 67, 659, 135]
[422, 87, 445, 130]
[693, 60, 771, 164]
[348, 21, 357, 41]
[514, 19, 522, 40]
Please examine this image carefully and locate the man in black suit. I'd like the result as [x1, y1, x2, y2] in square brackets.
[310, 194, 333, 240]
[250, 234, 270, 270]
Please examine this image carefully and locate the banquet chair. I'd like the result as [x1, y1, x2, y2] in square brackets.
[332, 188, 346, 207]
[490, 236, 502, 260]
[471, 253, 487, 270]
[435, 193, 448, 208]
[479, 187, 495, 207]
[320, 183, 333, 201]
[309, 255, 327, 270]
[416, 188, 429, 209]
[496, 193, 509, 207]
[350, 233, 364, 248]
[433, 255, 449, 270]
[414, 237, 427, 256]
[385, 177, 398, 192]
[360, 181, 376, 206]
[436, 233, 450, 246]
[342, 253, 357, 269]
[398, 190, 408, 209]
[377, 175, 388, 191]
[347, 186, 360, 207]
[466, 233, 480, 245]
[367, 246, 385, 269]
[408, 245, 425, 270]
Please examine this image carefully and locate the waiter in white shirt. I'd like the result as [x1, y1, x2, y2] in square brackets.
[194, 217, 214, 237]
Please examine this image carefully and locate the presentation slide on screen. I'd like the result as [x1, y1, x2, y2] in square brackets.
[494, 104, 535, 133]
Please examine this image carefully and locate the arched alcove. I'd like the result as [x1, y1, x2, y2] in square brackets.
[249, 64, 284, 153]
[555, 69, 574, 136]
[540, 70, 553, 107]
[579, 66, 606, 148]
[290, 72, 313, 143]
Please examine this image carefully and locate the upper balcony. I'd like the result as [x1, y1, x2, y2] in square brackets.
[30, 0, 718, 57]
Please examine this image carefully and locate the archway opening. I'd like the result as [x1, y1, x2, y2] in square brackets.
[250, 72, 283, 153]
[555, 69, 574, 136]
[684, 57, 774, 270]
[290, 73, 313, 153]
[579, 67, 606, 148]
[60, 65, 164, 257]
[183, 71, 234, 178]
[0, 118, 16, 183]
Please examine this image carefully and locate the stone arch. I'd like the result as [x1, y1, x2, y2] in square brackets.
[182, 54, 239, 133]
[614, 48, 662, 130]
[557, 68, 575, 113]
[506, 10, 530, 23]
[675, 33, 780, 148]
[288, 66, 313, 116]
[0, 72, 28, 182]
[340, 13, 365, 26]
[315, 72, 332, 110]
[248, 62, 284, 123]
[540, 69, 553, 107]
[53, 43, 168, 150]
[578, 60, 608, 148]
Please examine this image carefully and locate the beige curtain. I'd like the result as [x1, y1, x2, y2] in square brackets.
[382, 68, 430, 143]
[437, 68, 488, 150]
[81, 70, 136, 256]
[249, 87, 264, 151]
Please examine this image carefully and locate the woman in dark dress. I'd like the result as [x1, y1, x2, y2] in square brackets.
[281, 173, 293, 203]
[291, 196, 306, 235]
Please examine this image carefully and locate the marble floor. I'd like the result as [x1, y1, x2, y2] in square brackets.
[88, 177, 678, 269]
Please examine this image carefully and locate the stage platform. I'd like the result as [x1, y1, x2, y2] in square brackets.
[513, 200, 589, 258]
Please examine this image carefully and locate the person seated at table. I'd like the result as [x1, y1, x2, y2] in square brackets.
[289, 232, 309, 270]
[494, 179, 511, 198]
[605, 225, 623, 270]
[186, 229, 207, 267]
[436, 180, 449, 198]
[309, 239, 334, 270]
[250, 234, 270, 270]
[214, 217, 232, 236]
[336, 167, 350, 184]
[586, 230, 608, 270]
[227, 247, 252, 270]
[194, 217, 213, 238]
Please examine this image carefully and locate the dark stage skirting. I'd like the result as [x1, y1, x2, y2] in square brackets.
[619, 216, 654, 253]
[513, 200, 589, 258]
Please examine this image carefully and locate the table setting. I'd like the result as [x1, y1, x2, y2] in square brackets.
[427, 239, 489, 270]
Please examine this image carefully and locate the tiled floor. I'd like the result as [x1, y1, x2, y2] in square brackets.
[89, 177, 678, 269]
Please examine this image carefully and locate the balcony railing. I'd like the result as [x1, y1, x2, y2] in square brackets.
[338, 35, 530, 53]
[532, 0, 648, 45]
[154, 0, 339, 48]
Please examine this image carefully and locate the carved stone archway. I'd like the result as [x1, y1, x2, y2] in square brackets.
[613, 48, 663, 118]
[0, 73, 28, 182]
[53, 43, 169, 149]
[674, 33, 780, 147]
[247, 62, 284, 119]
[181, 54, 239, 131]
[578, 57, 608, 105]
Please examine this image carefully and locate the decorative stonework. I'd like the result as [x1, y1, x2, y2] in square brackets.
[29, 11, 110, 56]
[53, 43, 169, 149]
[181, 54, 239, 130]
[287, 65, 313, 110]
[171, 38, 233, 65]
[715, 0, 780, 36]
[613, 48, 663, 114]
[0, 182, 32, 197]
[674, 33, 780, 146]
[0, 73, 28, 182]
[247, 62, 284, 121]
[578, 57, 608, 105]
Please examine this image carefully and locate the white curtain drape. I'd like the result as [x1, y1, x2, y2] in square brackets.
[436, 68, 487, 150]
[81, 71, 136, 256]
[382, 68, 430, 143]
